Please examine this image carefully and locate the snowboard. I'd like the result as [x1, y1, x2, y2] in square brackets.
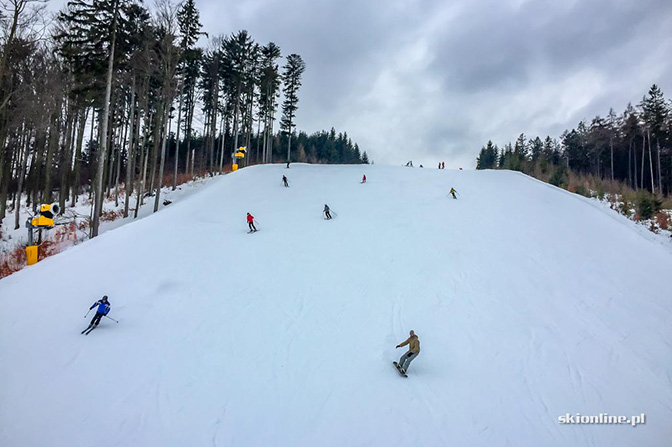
[393, 361, 407, 378]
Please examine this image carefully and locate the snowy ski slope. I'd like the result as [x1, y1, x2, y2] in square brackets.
[1, 164, 671, 447]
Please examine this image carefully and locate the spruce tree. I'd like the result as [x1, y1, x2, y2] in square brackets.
[259, 42, 282, 164]
[280, 53, 305, 163]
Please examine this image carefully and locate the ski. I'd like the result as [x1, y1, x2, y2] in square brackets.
[81, 326, 92, 334]
[84, 326, 96, 335]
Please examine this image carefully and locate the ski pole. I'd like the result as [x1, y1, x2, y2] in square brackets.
[84, 309, 91, 318]
[104, 315, 119, 323]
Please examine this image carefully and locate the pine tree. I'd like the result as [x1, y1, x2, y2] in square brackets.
[280, 53, 305, 163]
[259, 42, 281, 164]
[173, 0, 202, 187]
[640, 84, 670, 194]
[222, 30, 255, 159]
[476, 140, 498, 169]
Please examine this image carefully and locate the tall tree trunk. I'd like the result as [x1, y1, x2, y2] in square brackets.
[286, 126, 292, 163]
[0, 131, 11, 220]
[255, 109, 262, 164]
[92, 0, 119, 238]
[172, 81, 183, 190]
[31, 128, 46, 209]
[245, 93, 253, 167]
[627, 138, 632, 189]
[114, 108, 129, 207]
[218, 113, 226, 173]
[14, 124, 31, 229]
[609, 138, 614, 183]
[71, 108, 88, 207]
[136, 111, 152, 217]
[640, 133, 645, 190]
[261, 108, 267, 164]
[42, 104, 61, 203]
[648, 130, 655, 194]
[185, 98, 193, 176]
[199, 120, 206, 174]
[59, 104, 76, 212]
[154, 99, 171, 213]
[124, 79, 138, 218]
[148, 106, 162, 197]
[633, 136, 638, 190]
[185, 85, 195, 176]
[106, 110, 118, 198]
[233, 87, 241, 152]
[267, 116, 274, 163]
[656, 139, 662, 195]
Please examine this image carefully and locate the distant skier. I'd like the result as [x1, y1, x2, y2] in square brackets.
[361, 174, 366, 184]
[449, 187, 458, 199]
[438, 163, 441, 169]
[419, 165, 423, 168]
[405, 161, 413, 167]
[283, 175, 289, 187]
[286, 161, 290, 169]
[247, 212, 257, 232]
[442, 162, 445, 169]
[323, 204, 332, 220]
[82, 296, 110, 334]
[395, 330, 420, 374]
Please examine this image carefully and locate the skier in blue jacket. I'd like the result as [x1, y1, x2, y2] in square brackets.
[86, 296, 110, 329]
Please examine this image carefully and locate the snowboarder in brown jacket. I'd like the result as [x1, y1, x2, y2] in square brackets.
[396, 330, 420, 373]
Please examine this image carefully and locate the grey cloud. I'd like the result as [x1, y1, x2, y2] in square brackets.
[49, 0, 672, 167]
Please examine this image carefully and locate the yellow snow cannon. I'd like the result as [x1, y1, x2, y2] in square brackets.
[31, 203, 60, 228]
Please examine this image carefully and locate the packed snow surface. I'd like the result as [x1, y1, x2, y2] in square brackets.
[1, 164, 671, 447]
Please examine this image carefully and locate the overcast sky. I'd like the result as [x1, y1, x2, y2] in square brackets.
[51, 0, 672, 167]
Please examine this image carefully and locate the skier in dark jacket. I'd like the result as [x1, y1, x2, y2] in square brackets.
[324, 204, 332, 220]
[282, 175, 289, 187]
[86, 296, 110, 329]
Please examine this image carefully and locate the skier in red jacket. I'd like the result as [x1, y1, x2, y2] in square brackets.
[246, 213, 257, 232]
[362, 174, 366, 183]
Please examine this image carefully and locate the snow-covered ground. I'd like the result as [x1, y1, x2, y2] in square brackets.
[1, 164, 671, 447]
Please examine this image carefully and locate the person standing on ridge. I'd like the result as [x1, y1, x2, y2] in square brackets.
[362, 174, 366, 184]
[283, 175, 289, 187]
[323, 204, 332, 220]
[247, 213, 257, 232]
[286, 161, 290, 169]
[449, 187, 458, 199]
[442, 162, 445, 169]
[395, 330, 420, 374]
[82, 296, 110, 334]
